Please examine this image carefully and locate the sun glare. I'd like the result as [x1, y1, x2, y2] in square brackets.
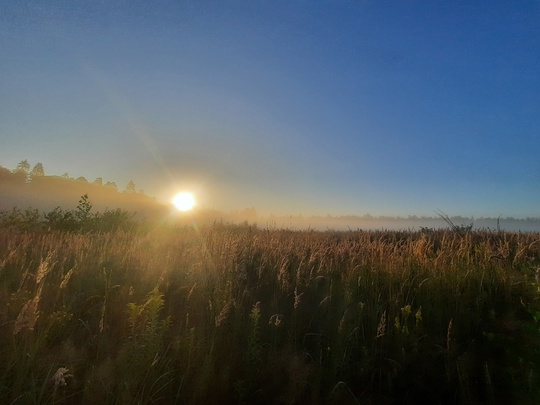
[172, 192, 196, 212]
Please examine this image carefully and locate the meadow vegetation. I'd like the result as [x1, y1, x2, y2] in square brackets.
[1, 201, 540, 404]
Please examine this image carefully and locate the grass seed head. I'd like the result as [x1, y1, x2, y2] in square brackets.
[293, 287, 303, 310]
[447, 319, 454, 353]
[36, 253, 55, 284]
[13, 285, 43, 335]
[376, 310, 387, 338]
[59, 268, 74, 289]
[215, 300, 235, 327]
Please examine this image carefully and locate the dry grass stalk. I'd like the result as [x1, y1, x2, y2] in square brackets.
[319, 295, 332, 308]
[376, 310, 387, 338]
[293, 287, 303, 310]
[2, 225, 540, 403]
[99, 302, 106, 334]
[447, 319, 454, 353]
[215, 300, 235, 327]
[187, 282, 197, 301]
[278, 259, 290, 290]
[13, 284, 43, 335]
[59, 267, 74, 289]
[36, 253, 55, 284]
[0, 247, 18, 272]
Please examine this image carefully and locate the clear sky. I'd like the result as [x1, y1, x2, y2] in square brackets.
[1, 1, 539, 217]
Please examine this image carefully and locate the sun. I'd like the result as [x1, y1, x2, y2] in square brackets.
[172, 192, 196, 212]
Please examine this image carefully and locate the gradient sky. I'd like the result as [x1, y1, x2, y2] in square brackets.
[1, 1, 539, 217]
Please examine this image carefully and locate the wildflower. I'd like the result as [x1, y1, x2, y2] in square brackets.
[52, 367, 73, 391]
[269, 314, 284, 327]
[401, 305, 411, 317]
[250, 301, 261, 321]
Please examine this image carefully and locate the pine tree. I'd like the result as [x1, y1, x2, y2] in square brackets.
[30, 162, 45, 178]
[14, 160, 30, 175]
[125, 180, 136, 193]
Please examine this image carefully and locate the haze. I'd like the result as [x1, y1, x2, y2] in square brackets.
[1, 1, 539, 219]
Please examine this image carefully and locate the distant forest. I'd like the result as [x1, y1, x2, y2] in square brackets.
[0, 160, 164, 220]
[2, 160, 540, 232]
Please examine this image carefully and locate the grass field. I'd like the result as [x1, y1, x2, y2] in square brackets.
[1, 222, 540, 404]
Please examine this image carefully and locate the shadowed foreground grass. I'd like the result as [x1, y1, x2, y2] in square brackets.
[1, 224, 540, 404]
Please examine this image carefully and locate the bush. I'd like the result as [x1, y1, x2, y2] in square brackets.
[1, 194, 138, 233]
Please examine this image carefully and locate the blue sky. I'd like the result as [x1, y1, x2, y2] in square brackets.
[1, 1, 539, 217]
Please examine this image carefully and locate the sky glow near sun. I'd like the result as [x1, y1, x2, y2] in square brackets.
[172, 192, 196, 212]
[1, 2, 539, 218]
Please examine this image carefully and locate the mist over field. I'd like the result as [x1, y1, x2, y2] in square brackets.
[2, 163, 539, 233]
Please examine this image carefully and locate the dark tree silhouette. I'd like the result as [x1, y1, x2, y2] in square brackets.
[125, 180, 136, 193]
[0, 165, 18, 183]
[14, 160, 30, 175]
[105, 181, 117, 191]
[93, 177, 103, 186]
[30, 162, 45, 178]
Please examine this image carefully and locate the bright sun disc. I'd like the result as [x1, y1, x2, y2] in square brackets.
[172, 192, 196, 211]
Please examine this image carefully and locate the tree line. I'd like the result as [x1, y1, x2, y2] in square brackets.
[5, 159, 142, 194]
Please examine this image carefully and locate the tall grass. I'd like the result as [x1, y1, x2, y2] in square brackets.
[0, 225, 539, 404]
